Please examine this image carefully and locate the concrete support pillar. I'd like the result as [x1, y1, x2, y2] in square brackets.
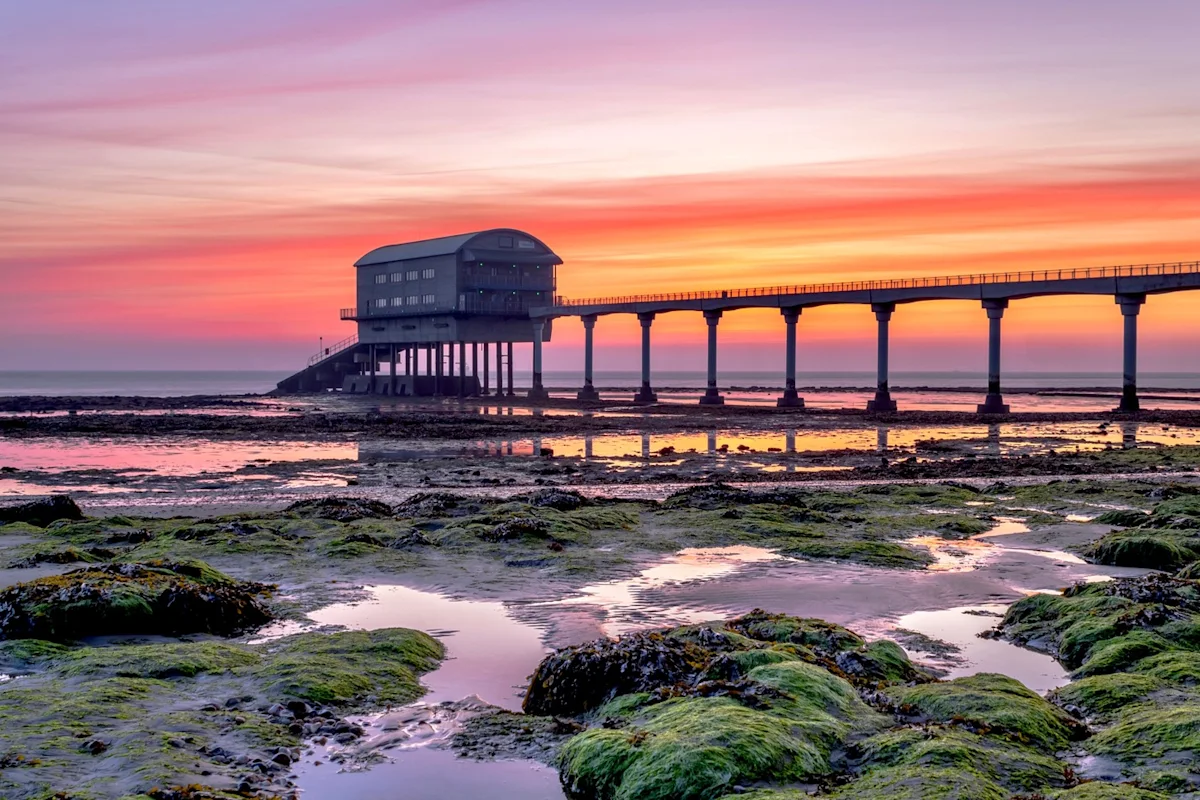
[457, 341, 466, 398]
[389, 345, 397, 397]
[529, 321, 550, 401]
[425, 344, 433, 379]
[977, 299, 1009, 414]
[634, 312, 658, 403]
[1116, 294, 1145, 413]
[495, 342, 504, 397]
[434, 343, 443, 396]
[777, 307, 804, 408]
[866, 303, 898, 412]
[369, 344, 377, 394]
[471, 343, 479, 396]
[578, 315, 600, 401]
[506, 342, 514, 397]
[700, 310, 724, 405]
[482, 342, 490, 395]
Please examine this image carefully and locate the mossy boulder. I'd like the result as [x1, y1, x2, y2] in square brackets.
[886, 673, 1085, 750]
[1052, 672, 1166, 719]
[1130, 650, 1200, 684]
[726, 610, 865, 653]
[997, 574, 1200, 671]
[524, 630, 715, 716]
[1086, 702, 1200, 770]
[57, 641, 261, 678]
[0, 560, 274, 640]
[1082, 530, 1200, 571]
[254, 628, 443, 705]
[1094, 509, 1153, 527]
[281, 496, 394, 522]
[0, 495, 83, 527]
[559, 662, 871, 800]
[834, 639, 932, 684]
[834, 727, 1065, 799]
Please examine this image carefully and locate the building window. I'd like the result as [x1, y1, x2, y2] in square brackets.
[406, 270, 418, 281]
[406, 295, 419, 306]
[374, 274, 387, 284]
[421, 268, 435, 279]
[423, 294, 435, 304]
[390, 272, 402, 282]
[390, 297, 403, 307]
[374, 298, 387, 308]
[499, 235, 514, 248]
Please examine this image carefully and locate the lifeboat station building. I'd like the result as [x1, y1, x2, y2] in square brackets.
[275, 228, 559, 398]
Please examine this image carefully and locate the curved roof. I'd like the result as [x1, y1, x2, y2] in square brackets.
[354, 228, 560, 267]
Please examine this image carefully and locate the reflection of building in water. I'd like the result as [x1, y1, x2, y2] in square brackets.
[785, 429, 796, 454]
[987, 424, 1001, 456]
[876, 427, 888, 453]
[641, 433, 650, 459]
[584, 436, 593, 460]
[707, 431, 717, 455]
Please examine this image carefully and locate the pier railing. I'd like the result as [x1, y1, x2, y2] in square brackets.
[553, 260, 1200, 308]
[308, 333, 358, 367]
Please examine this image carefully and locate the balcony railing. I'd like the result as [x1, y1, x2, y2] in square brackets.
[552, 260, 1200, 308]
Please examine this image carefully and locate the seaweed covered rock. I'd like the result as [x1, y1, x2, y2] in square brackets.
[0, 560, 274, 640]
[559, 661, 872, 800]
[255, 628, 443, 705]
[886, 673, 1086, 750]
[1082, 529, 1200, 571]
[726, 609, 865, 654]
[996, 573, 1200, 672]
[484, 516, 552, 542]
[0, 495, 83, 527]
[525, 488, 591, 511]
[834, 639, 933, 684]
[831, 727, 1066, 800]
[282, 496, 393, 522]
[1093, 508, 1153, 527]
[524, 631, 713, 716]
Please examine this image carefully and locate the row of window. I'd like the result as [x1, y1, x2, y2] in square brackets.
[373, 295, 438, 308]
[374, 268, 436, 284]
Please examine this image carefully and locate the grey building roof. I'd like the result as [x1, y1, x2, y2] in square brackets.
[354, 229, 559, 267]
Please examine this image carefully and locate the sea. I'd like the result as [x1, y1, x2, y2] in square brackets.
[2, 370, 1200, 398]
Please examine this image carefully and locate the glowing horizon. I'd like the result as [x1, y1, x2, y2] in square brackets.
[3, 1, 1200, 373]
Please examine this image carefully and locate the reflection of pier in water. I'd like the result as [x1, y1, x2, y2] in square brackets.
[357, 421, 1156, 466]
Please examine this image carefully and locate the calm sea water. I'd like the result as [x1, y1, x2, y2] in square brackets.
[2, 370, 1199, 397]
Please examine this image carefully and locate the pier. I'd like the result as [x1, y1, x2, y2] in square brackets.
[530, 261, 1200, 413]
[277, 233, 1199, 413]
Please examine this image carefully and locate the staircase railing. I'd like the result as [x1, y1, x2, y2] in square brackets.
[308, 333, 359, 367]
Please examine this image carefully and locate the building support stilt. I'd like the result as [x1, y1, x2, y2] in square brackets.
[496, 342, 504, 397]
[529, 321, 550, 401]
[506, 342, 515, 397]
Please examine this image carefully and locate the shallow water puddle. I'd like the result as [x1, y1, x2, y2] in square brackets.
[284, 586, 565, 799]
[539, 545, 782, 636]
[305, 585, 548, 709]
[894, 604, 1069, 695]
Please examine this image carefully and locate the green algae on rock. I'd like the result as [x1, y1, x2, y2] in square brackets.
[885, 673, 1086, 750]
[0, 560, 274, 640]
[253, 628, 443, 705]
[0, 627, 442, 799]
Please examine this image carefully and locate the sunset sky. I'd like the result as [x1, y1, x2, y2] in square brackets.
[3, 1, 1200, 374]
